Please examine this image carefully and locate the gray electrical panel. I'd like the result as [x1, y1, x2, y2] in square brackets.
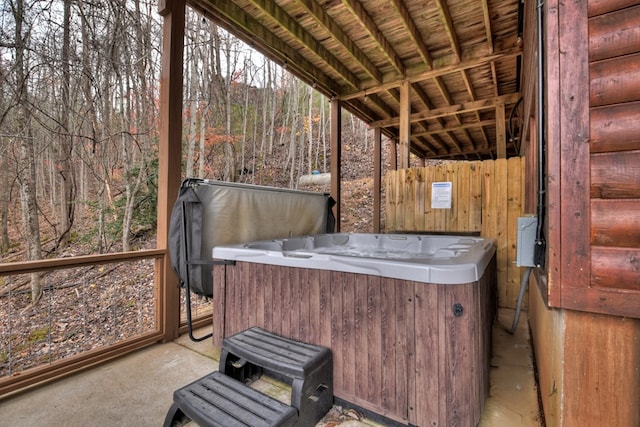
[516, 216, 538, 267]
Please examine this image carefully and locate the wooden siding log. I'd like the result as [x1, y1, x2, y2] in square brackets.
[591, 199, 640, 248]
[590, 102, 640, 153]
[591, 151, 640, 198]
[590, 53, 640, 107]
[561, 285, 640, 318]
[591, 246, 640, 290]
[588, 5, 640, 62]
[588, 0, 640, 17]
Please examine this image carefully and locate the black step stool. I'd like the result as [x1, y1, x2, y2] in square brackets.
[164, 327, 333, 427]
[164, 371, 298, 427]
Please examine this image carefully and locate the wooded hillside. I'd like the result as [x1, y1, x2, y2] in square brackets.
[0, 1, 389, 301]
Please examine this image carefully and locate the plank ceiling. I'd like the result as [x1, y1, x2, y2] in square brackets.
[188, 0, 524, 160]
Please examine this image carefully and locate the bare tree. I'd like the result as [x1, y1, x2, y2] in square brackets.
[10, 0, 43, 302]
[54, 0, 77, 250]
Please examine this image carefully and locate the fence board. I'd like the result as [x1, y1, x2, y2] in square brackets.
[507, 157, 523, 308]
[495, 159, 508, 307]
[423, 167, 435, 231]
[470, 162, 483, 232]
[385, 159, 525, 308]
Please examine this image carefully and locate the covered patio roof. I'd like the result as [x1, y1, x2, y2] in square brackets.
[186, 0, 524, 161]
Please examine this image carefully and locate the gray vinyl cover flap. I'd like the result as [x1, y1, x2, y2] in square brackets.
[169, 179, 335, 297]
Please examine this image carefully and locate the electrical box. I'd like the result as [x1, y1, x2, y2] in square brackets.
[516, 216, 538, 267]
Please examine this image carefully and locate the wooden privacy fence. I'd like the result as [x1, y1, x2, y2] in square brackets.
[385, 157, 525, 309]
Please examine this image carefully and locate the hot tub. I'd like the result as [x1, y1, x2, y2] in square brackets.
[212, 233, 496, 426]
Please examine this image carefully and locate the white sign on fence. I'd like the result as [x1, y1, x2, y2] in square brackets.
[431, 182, 452, 209]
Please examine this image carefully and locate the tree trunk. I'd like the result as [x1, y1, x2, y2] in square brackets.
[0, 136, 9, 253]
[0, 57, 9, 252]
[307, 86, 313, 174]
[56, 0, 76, 250]
[13, 0, 42, 302]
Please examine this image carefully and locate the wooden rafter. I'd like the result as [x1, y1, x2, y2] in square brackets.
[340, 0, 405, 76]
[244, 0, 361, 89]
[481, 0, 494, 54]
[188, 0, 524, 161]
[460, 69, 489, 150]
[390, 0, 433, 68]
[412, 118, 498, 138]
[434, 0, 461, 61]
[342, 47, 522, 100]
[370, 92, 521, 127]
[294, 0, 382, 82]
[196, 0, 342, 96]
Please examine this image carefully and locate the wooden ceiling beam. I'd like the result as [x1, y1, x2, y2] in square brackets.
[195, 0, 341, 96]
[491, 61, 499, 96]
[370, 92, 521, 127]
[412, 85, 459, 153]
[460, 69, 488, 150]
[412, 136, 439, 156]
[390, 0, 471, 157]
[390, 0, 433, 68]
[245, 0, 361, 89]
[481, 0, 494, 53]
[340, 0, 405, 76]
[341, 47, 522, 100]
[413, 118, 497, 138]
[434, 0, 461, 61]
[294, 0, 382, 83]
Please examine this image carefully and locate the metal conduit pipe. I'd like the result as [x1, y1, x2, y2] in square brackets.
[534, 0, 547, 268]
[506, 1, 546, 334]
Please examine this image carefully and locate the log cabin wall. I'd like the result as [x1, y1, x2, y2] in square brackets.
[588, 2, 640, 299]
[527, 1, 640, 425]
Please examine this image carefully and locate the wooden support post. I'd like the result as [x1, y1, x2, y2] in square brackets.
[496, 103, 506, 158]
[331, 99, 342, 232]
[390, 139, 398, 170]
[157, 0, 185, 342]
[399, 80, 411, 168]
[373, 127, 382, 233]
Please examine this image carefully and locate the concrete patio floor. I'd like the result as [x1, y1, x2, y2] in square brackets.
[0, 309, 542, 426]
